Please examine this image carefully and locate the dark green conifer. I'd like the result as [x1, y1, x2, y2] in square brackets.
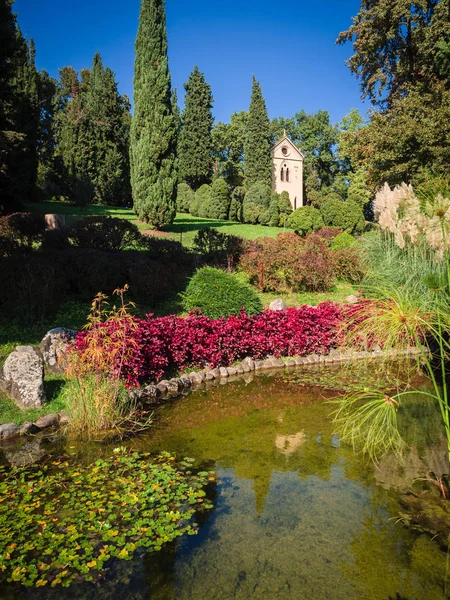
[130, 0, 177, 227]
[244, 76, 272, 188]
[178, 66, 213, 190]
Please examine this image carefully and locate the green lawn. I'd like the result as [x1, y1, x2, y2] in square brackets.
[24, 201, 290, 246]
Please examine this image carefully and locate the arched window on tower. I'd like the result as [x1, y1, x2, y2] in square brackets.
[280, 167, 284, 182]
[286, 168, 290, 182]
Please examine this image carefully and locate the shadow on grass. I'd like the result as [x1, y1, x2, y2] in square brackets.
[45, 378, 67, 402]
[167, 217, 237, 234]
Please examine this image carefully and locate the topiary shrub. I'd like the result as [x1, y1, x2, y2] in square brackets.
[242, 181, 272, 224]
[69, 216, 141, 251]
[209, 178, 230, 220]
[182, 266, 262, 318]
[177, 183, 195, 213]
[0, 212, 43, 250]
[278, 190, 293, 225]
[320, 198, 365, 234]
[331, 247, 367, 283]
[287, 206, 324, 235]
[195, 184, 213, 219]
[228, 187, 245, 222]
[330, 232, 356, 250]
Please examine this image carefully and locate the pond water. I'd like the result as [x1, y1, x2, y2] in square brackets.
[1, 362, 450, 600]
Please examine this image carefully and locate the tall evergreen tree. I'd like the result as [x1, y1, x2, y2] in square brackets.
[178, 66, 213, 190]
[244, 76, 272, 188]
[54, 55, 131, 206]
[0, 0, 40, 212]
[130, 0, 177, 227]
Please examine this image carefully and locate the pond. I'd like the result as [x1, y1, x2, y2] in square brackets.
[1, 361, 449, 600]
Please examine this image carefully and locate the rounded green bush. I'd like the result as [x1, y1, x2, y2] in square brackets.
[182, 266, 263, 318]
[330, 231, 356, 250]
[287, 206, 324, 235]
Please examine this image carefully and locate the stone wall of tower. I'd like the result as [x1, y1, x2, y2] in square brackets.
[272, 138, 304, 210]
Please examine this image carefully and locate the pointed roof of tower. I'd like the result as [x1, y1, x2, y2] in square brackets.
[271, 134, 304, 159]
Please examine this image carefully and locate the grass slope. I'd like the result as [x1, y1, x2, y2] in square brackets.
[24, 202, 289, 246]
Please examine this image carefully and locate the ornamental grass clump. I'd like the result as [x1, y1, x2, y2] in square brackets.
[333, 182, 450, 463]
[65, 286, 151, 438]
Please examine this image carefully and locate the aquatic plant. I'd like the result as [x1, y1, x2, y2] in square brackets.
[0, 449, 214, 588]
[333, 184, 450, 463]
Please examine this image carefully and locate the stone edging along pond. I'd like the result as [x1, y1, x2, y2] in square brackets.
[0, 346, 423, 443]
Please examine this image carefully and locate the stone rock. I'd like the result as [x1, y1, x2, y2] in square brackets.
[156, 382, 168, 396]
[346, 294, 359, 305]
[179, 375, 192, 389]
[140, 384, 161, 402]
[254, 360, 265, 370]
[241, 357, 255, 371]
[227, 367, 237, 376]
[45, 213, 65, 231]
[18, 422, 41, 435]
[285, 359, 296, 367]
[295, 357, 306, 365]
[219, 367, 229, 378]
[269, 358, 285, 368]
[204, 371, 214, 381]
[235, 364, 244, 374]
[166, 380, 180, 396]
[39, 328, 77, 375]
[59, 413, 70, 426]
[269, 298, 288, 311]
[4, 438, 45, 466]
[189, 372, 204, 385]
[210, 368, 221, 379]
[34, 413, 60, 429]
[0, 346, 45, 409]
[0, 423, 20, 440]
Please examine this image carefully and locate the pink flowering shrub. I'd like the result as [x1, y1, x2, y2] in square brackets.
[74, 302, 345, 387]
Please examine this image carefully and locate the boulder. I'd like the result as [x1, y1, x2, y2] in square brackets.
[0, 423, 20, 440]
[346, 294, 359, 305]
[40, 328, 78, 375]
[0, 346, 45, 409]
[269, 298, 288, 311]
[34, 413, 60, 429]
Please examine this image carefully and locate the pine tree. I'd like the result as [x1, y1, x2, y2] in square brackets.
[178, 66, 213, 190]
[208, 178, 229, 220]
[130, 0, 177, 227]
[244, 76, 272, 188]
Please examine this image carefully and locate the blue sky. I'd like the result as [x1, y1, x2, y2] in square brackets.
[14, 0, 367, 125]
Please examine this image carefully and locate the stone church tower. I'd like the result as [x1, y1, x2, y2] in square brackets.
[271, 133, 304, 210]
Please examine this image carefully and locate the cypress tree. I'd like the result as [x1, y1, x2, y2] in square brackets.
[130, 0, 177, 227]
[178, 66, 213, 190]
[244, 76, 272, 188]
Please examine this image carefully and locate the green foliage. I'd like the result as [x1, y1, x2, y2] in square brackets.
[228, 186, 245, 222]
[130, 0, 177, 227]
[212, 111, 247, 188]
[182, 266, 262, 318]
[287, 206, 324, 235]
[69, 216, 140, 251]
[338, 1, 450, 105]
[178, 66, 213, 190]
[347, 169, 371, 209]
[320, 198, 365, 234]
[244, 77, 272, 187]
[0, 4, 40, 212]
[268, 192, 280, 227]
[192, 228, 245, 270]
[208, 178, 229, 220]
[330, 232, 356, 251]
[54, 55, 131, 207]
[194, 183, 213, 218]
[176, 182, 194, 213]
[243, 181, 273, 225]
[0, 449, 213, 588]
